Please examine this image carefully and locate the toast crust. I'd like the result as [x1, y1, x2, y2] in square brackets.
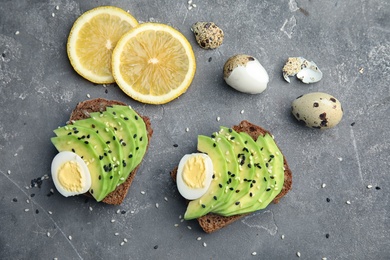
[170, 120, 292, 233]
[69, 98, 153, 205]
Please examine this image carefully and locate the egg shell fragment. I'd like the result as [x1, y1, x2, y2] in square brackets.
[191, 22, 224, 49]
[283, 57, 322, 84]
[291, 92, 343, 129]
[223, 54, 269, 94]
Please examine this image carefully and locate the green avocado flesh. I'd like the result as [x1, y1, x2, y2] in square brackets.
[183, 127, 284, 220]
[51, 105, 148, 202]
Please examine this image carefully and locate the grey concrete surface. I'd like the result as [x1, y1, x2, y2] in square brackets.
[0, 0, 389, 259]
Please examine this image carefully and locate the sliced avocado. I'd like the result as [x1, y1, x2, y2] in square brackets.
[89, 111, 136, 188]
[212, 128, 255, 215]
[184, 135, 228, 220]
[51, 135, 108, 201]
[57, 120, 123, 195]
[220, 132, 269, 216]
[106, 105, 148, 169]
[209, 127, 242, 213]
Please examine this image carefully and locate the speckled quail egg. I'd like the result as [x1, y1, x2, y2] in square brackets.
[283, 57, 323, 84]
[191, 22, 224, 49]
[223, 54, 269, 94]
[291, 92, 343, 129]
[176, 153, 214, 200]
[51, 151, 92, 197]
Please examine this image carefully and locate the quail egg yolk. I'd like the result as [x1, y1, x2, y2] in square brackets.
[57, 161, 84, 192]
[182, 155, 207, 189]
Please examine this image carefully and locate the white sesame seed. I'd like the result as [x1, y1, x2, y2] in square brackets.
[124, 238, 128, 243]
[367, 184, 373, 189]
[89, 206, 93, 211]
[15, 31, 20, 35]
[26, 199, 30, 204]
[321, 183, 326, 188]
[14, 153, 18, 156]
[50, 188, 54, 193]
[7, 170, 11, 175]
[180, 219, 184, 222]
[164, 197, 168, 202]
[359, 67, 364, 74]
[140, 191, 146, 195]
[281, 234, 285, 239]
[120, 241, 125, 246]
[47, 232, 50, 237]
[155, 203, 159, 208]
[115, 233, 119, 236]
[68, 235, 72, 240]
[188, 5, 193, 10]
[297, 252, 301, 257]
[174, 224, 179, 227]
[346, 200, 351, 205]
[322, 258, 327, 260]
[24, 208, 29, 212]
[87, 94, 91, 98]
[216, 116, 221, 121]
[240, 109, 245, 114]
[54, 258, 58, 260]
[188, 0, 192, 4]
[130, 210, 135, 214]
[55, 5, 59, 10]
[252, 252, 257, 256]
[116, 209, 121, 214]
[338, 157, 343, 161]
[179, 215, 182, 219]
[185, 127, 189, 132]
[192, 4, 197, 7]
[111, 219, 116, 223]
[51, 13, 55, 17]
[187, 226, 192, 230]
[48, 211, 53, 215]
[197, 237, 202, 241]
[203, 242, 207, 247]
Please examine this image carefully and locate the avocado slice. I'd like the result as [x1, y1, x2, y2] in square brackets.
[51, 135, 108, 201]
[183, 135, 228, 220]
[58, 120, 124, 195]
[106, 105, 148, 169]
[89, 111, 136, 189]
[212, 128, 255, 215]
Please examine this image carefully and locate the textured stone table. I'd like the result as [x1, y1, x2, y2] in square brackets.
[0, 0, 389, 259]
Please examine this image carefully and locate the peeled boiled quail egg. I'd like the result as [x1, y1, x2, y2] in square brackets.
[176, 153, 214, 200]
[291, 92, 343, 129]
[51, 151, 92, 197]
[283, 57, 322, 84]
[223, 54, 269, 94]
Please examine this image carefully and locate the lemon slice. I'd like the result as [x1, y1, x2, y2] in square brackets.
[112, 23, 196, 104]
[67, 6, 139, 84]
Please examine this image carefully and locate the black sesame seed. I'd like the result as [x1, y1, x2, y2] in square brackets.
[228, 128, 232, 133]
[154, 245, 158, 250]
[248, 164, 252, 168]
[231, 174, 235, 177]
[113, 136, 116, 140]
[91, 124, 95, 128]
[213, 196, 217, 200]
[140, 137, 143, 141]
[326, 198, 330, 202]
[74, 130, 79, 134]
[110, 176, 113, 180]
[264, 177, 267, 181]
[135, 115, 139, 120]
[211, 134, 216, 138]
[99, 175, 101, 180]
[266, 188, 271, 191]
[121, 210, 126, 214]
[99, 155, 104, 160]
[106, 141, 111, 144]
[219, 184, 223, 188]
[201, 204, 206, 208]
[227, 171, 232, 175]
[90, 189, 94, 194]
[325, 233, 330, 239]
[376, 186, 381, 190]
[123, 160, 126, 167]
[30, 193, 35, 198]
[212, 174, 215, 179]
[133, 134, 137, 138]
[229, 187, 234, 191]
[252, 180, 256, 184]
[136, 147, 139, 150]
[208, 57, 212, 62]
[124, 117, 129, 120]
[249, 192, 253, 197]
[173, 144, 178, 148]
[213, 143, 217, 147]
[235, 201, 240, 205]
[235, 190, 240, 193]
[128, 154, 133, 158]
[112, 111, 116, 115]
[72, 148, 75, 153]
[13, 198, 17, 202]
[105, 89, 108, 94]
[84, 141, 89, 144]
[230, 136, 235, 140]
[36, 209, 39, 214]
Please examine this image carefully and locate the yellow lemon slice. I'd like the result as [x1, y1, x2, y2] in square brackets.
[67, 6, 139, 84]
[112, 23, 196, 104]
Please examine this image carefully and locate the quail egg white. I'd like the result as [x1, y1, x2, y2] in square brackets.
[51, 151, 92, 197]
[223, 54, 269, 94]
[292, 92, 343, 129]
[176, 153, 214, 200]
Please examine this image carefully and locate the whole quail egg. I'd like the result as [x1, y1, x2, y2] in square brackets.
[191, 22, 224, 49]
[51, 151, 92, 197]
[291, 92, 343, 129]
[176, 153, 214, 200]
[223, 54, 269, 94]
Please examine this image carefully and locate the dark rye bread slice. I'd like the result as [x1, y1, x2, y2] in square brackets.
[170, 120, 292, 233]
[69, 98, 153, 205]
